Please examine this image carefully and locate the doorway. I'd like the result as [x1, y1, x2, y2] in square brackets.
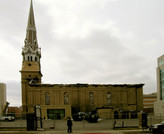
[114, 111, 119, 119]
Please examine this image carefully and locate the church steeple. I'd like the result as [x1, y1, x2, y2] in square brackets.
[22, 0, 41, 63]
[21, 0, 42, 113]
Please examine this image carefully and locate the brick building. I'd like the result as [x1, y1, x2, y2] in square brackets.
[20, 0, 144, 119]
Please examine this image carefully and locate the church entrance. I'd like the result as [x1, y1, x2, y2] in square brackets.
[114, 111, 119, 119]
[47, 109, 65, 119]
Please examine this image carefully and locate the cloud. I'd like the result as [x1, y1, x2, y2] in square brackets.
[42, 25, 147, 84]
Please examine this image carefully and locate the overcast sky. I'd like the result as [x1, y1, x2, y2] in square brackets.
[0, 0, 164, 106]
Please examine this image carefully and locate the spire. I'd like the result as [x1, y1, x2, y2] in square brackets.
[27, 0, 35, 27]
[24, 0, 38, 49]
[22, 0, 41, 63]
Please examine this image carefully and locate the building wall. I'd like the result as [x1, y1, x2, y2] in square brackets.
[154, 101, 164, 116]
[0, 83, 6, 115]
[24, 83, 143, 119]
[8, 107, 22, 119]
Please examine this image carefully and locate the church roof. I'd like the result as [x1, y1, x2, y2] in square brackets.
[29, 83, 144, 88]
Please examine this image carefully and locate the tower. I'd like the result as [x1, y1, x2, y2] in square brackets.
[20, 0, 42, 113]
[0, 83, 6, 115]
[154, 54, 164, 116]
[156, 55, 164, 101]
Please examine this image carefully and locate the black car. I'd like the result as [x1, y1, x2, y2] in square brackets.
[85, 112, 99, 123]
[151, 121, 164, 133]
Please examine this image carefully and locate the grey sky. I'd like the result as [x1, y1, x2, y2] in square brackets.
[0, 0, 163, 106]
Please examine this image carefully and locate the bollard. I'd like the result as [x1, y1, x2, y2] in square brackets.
[122, 121, 124, 128]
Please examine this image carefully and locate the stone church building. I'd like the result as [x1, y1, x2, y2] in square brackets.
[20, 0, 144, 119]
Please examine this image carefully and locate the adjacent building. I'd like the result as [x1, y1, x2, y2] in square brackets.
[154, 55, 164, 116]
[143, 92, 157, 113]
[20, 0, 144, 119]
[0, 83, 7, 115]
[8, 107, 22, 119]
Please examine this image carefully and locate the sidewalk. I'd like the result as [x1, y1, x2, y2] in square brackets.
[0, 129, 150, 134]
[0, 119, 150, 134]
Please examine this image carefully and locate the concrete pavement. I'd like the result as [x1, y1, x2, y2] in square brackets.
[0, 119, 150, 134]
[0, 129, 150, 134]
[0, 119, 139, 130]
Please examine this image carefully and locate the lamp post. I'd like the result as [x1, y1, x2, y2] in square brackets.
[35, 105, 42, 129]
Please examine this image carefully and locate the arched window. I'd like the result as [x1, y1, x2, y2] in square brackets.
[107, 92, 111, 105]
[64, 92, 69, 105]
[89, 92, 94, 105]
[31, 56, 33, 61]
[45, 92, 50, 105]
[35, 57, 37, 61]
[28, 56, 30, 61]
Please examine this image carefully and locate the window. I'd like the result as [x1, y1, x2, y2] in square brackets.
[31, 56, 33, 61]
[35, 57, 37, 62]
[28, 56, 30, 61]
[107, 92, 111, 105]
[45, 92, 50, 105]
[160, 69, 164, 100]
[89, 92, 94, 105]
[64, 92, 69, 105]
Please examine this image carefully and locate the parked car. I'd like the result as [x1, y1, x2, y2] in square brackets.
[0, 115, 15, 121]
[151, 121, 164, 133]
[85, 112, 99, 123]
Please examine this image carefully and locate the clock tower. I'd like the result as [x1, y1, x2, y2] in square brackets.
[20, 0, 42, 113]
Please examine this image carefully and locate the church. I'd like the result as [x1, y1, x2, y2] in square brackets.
[20, 0, 144, 119]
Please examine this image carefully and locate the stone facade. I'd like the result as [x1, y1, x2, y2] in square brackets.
[154, 101, 164, 116]
[23, 83, 143, 119]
